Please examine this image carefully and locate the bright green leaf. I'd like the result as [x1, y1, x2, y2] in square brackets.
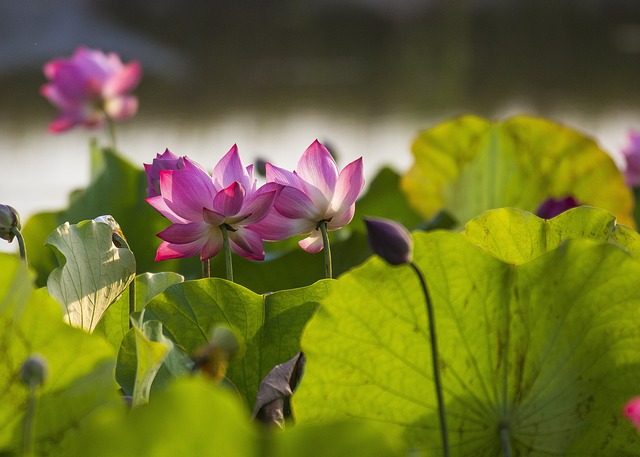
[143, 279, 332, 407]
[401, 115, 635, 227]
[0, 254, 121, 456]
[46, 220, 136, 332]
[295, 208, 640, 455]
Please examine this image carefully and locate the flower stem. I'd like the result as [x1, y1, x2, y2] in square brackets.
[409, 261, 449, 457]
[221, 224, 234, 282]
[23, 383, 38, 457]
[11, 227, 27, 267]
[202, 259, 211, 279]
[499, 422, 512, 457]
[106, 116, 117, 151]
[319, 221, 333, 279]
[112, 232, 135, 328]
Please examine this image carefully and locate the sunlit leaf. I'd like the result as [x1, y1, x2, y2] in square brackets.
[143, 279, 331, 407]
[0, 254, 121, 456]
[46, 220, 136, 332]
[295, 207, 640, 455]
[401, 115, 635, 227]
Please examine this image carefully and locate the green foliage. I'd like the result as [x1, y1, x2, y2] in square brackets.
[141, 278, 332, 407]
[295, 207, 640, 455]
[46, 219, 136, 332]
[401, 115, 635, 227]
[0, 254, 122, 456]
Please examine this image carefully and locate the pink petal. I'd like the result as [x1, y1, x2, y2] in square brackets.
[239, 186, 281, 225]
[157, 222, 210, 244]
[213, 145, 251, 190]
[160, 169, 215, 221]
[296, 140, 339, 202]
[249, 209, 316, 241]
[203, 208, 225, 226]
[155, 240, 204, 261]
[104, 95, 138, 120]
[146, 196, 188, 224]
[274, 186, 320, 220]
[299, 230, 324, 253]
[103, 61, 142, 97]
[330, 157, 364, 215]
[40, 84, 80, 111]
[213, 182, 245, 217]
[327, 203, 355, 230]
[200, 232, 224, 260]
[229, 227, 265, 260]
[265, 163, 303, 188]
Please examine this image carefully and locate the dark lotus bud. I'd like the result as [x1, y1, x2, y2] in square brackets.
[536, 196, 580, 219]
[19, 355, 48, 388]
[0, 204, 21, 242]
[254, 157, 267, 177]
[364, 217, 413, 266]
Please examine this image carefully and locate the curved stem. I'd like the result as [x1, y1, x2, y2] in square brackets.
[112, 232, 136, 328]
[409, 262, 449, 457]
[11, 227, 27, 267]
[106, 116, 117, 152]
[202, 259, 211, 279]
[319, 221, 333, 279]
[23, 383, 38, 457]
[499, 422, 513, 457]
[221, 225, 234, 282]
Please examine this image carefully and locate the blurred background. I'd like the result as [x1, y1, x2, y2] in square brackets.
[2, 0, 640, 251]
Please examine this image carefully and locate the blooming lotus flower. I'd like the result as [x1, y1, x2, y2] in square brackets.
[622, 130, 640, 187]
[144, 149, 186, 197]
[254, 140, 364, 253]
[146, 145, 281, 261]
[624, 397, 640, 431]
[40, 47, 142, 133]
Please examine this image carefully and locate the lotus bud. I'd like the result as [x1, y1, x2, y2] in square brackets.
[536, 196, 580, 219]
[19, 354, 48, 388]
[363, 217, 413, 266]
[0, 204, 21, 242]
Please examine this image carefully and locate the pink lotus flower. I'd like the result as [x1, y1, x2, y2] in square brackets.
[144, 149, 185, 198]
[40, 47, 142, 133]
[146, 145, 281, 261]
[624, 397, 640, 431]
[254, 140, 364, 253]
[622, 130, 640, 187]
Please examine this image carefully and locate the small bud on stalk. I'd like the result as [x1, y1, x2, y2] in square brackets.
[19, 355, 48, 389]
[0, 204, 21, 242]
[363, 217, 413, 265]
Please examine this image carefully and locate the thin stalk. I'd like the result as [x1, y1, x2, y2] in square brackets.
[112, 232, 136, 328]
[106, 116, 117, 151]
[23, 384, 38, 457]
[221, 224, 233, 282]
[202, 258, 211, 279]
[11, 227, 27, 267]
[318, 221, 332, 279]
[499, 422, 513, 457]
[409, 262, 449, 457]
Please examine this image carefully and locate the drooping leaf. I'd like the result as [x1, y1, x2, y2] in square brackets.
[401, 115, 635, 227]
[46, 219, 136, 332]
[95, 272, 184, 351]
[143, 279, 331, 407]
[294, 207, 640, 455]
[0, 254, 121, 456]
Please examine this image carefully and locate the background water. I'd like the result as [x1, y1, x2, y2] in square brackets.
[2, 0, 640, 252]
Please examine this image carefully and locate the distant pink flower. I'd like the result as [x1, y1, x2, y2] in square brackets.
[624, 397, 640, 431]
[40, 47, 142, 133]
[254, 140, 364, 253]
[144, 149, 185, 198]
[146, 145, 281, 261]
[622, 130, 640, 187]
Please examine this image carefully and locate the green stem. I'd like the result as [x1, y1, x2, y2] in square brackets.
[202, 258, 211, 279]
[409, 262, 449, 457]
[23, 383, 38, 457]
[499, 422, 512, 457]
[11, 227, 27, 267]
[106, 116, 117, 152]
[221, 225, 234, 282]
[318, 221, 332, 279]
[112, 232, 135, 328]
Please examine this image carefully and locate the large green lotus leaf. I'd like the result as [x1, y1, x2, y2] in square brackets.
[401, 115, 635, 227]
[294, 220, 640, 455]
[143, 279, 331, 407]
[22, 145, 201, 287]
[0, 254, 122, 456]
[94, 272, 185, 351]
[464, 206, 640, 264]
[70, 377, 402, 457]
[46, 220, 136, 332]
